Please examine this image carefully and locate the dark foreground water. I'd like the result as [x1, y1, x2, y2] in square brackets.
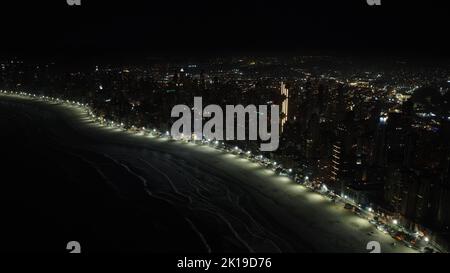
[0, 102, 203, 252]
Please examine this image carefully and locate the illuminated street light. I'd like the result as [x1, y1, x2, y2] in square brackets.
[392, 219, 398, 225]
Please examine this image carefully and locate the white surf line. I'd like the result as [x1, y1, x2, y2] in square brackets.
[163, 160, 251, 216]
[79, 147, 192, 207]
[187, 175, 283, 252]
[65, 151, 124, 198]
[200, 199, 280, 252]
[138, 157, 193, 204]
[171, 174, 255, 251]
[139, 156, 263, 252]
[184, 217, 212, 253]
[145, 187, 177, 204]
[138, 157, 182, 194]
[102, 153, 149, 188]
[213, 180, 285, 250]
[167, 159, 224, 194]
[164, 159, 279, 250]
[194, 206, 255, 253]
[133, 159, 212, 253]
[113, 152, 189, 203]
[235, 195, 285, 252]
[138, 156, 239, 253]
[185, 179, 211, 201]
[110, 152, 190, 204]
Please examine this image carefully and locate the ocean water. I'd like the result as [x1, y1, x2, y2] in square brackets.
[0, 98, 292, 253]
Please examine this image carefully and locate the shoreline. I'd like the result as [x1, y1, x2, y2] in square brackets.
[0, 93, 417, 253]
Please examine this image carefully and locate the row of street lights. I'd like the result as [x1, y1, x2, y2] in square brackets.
[0, 89, 435, 252]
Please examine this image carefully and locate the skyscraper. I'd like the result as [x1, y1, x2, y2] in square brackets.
[281, 82, 289, 132]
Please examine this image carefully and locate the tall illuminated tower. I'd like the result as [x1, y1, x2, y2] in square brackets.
[281, 82, 289, 132]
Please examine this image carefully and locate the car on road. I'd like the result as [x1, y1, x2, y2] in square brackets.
[423, 247, 434, 253]
[344, 203, 354, 210]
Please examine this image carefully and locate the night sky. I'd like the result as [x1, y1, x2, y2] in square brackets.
[2, 0, 450, 61]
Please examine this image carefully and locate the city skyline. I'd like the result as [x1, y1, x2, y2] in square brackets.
[0, 0, 449, 257]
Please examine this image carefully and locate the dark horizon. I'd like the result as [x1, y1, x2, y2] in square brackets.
[2, 0, 450, 62]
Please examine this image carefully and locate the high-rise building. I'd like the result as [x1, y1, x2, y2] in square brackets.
[328, 123, 352, 193]
[281, 82, 289, 132]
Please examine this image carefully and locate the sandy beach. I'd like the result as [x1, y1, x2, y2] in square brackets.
[0, 94, 417, 253]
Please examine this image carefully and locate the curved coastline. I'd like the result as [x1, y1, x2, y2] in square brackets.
[0, 93, 417, 253]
